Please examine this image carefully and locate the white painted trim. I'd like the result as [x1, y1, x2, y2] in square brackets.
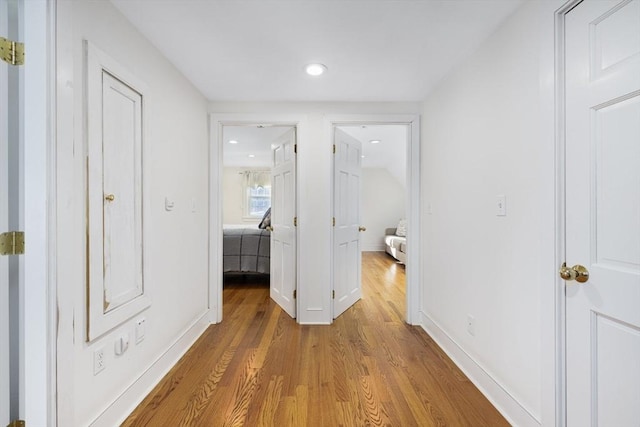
[362, 246, 385, 252]
[554, 2, 583, 426]
[419, 311, 541, 427]
[22, 0, 55, 425]
[209, 114, 307, 324]
[324, 114, 420, 325]
[89, 311, 210, 427]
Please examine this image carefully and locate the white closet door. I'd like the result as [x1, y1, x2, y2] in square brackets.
[565, 1, 640, 425]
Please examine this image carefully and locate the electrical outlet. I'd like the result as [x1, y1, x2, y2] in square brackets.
[94, 347, 106, 375]
[467, 315, 476, 336]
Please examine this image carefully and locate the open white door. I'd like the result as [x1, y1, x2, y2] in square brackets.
[565, 1, 640, 425]
[333, 128, 363, 318]
[270, 128, 297, 318]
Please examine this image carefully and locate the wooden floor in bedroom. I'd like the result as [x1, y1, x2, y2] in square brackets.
[122, 251, 508, 427]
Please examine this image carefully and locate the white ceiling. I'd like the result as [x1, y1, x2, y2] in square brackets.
[223, 125, 292, 167]
[110, 0, 524, 102]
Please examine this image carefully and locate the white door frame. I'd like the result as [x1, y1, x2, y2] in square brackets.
[554, 1, 584, 426]
[326, 115, 420, 325]
[17, 0, 56, 425]
[208, 114, 307, 323]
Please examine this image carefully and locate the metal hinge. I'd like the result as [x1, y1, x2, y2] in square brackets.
[293, 217, 297, 227]
[294, 144, 297, 154]
[293, 289, 297, 299]
[0, 37, 25, 66]
[332, 290, 335, 299]
[7, 420, 26, 427]
[333, 144, 336, 154]
[0, 231, 25, 256]
[332, 217, 335, 227]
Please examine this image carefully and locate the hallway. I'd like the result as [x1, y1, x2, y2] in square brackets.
[123, 252, 507, 426]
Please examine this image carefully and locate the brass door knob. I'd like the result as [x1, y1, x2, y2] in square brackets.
[266, 226, 274, 232]
[559, 262, 589, 283]
[105, 194, 115, 202]
[358, 226, 366, 232]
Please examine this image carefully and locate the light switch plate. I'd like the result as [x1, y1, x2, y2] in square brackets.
[496, 195, 507, 216]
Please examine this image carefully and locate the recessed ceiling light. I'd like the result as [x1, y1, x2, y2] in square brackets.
[361, 155, 365, 158]
[228, 140, 238, 144]
[305, 63, 327, 77]
[248, 154, 255, 158]
[370, 140, 381, 144]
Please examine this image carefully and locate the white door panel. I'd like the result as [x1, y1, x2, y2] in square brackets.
[565, 1, 640, 425]
[270, 128, 296, 318]
[333, 128, 362, 318]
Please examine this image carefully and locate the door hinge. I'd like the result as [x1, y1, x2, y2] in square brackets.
[332, 217, 335, 227]
[293, 289, 297, 299]
[333, 144, 336, 154]
[294, 144, 297, 154]
[293, 217, 297, 227]
[7, 420, 26, 427]
[0, 37, 25, 66]
[332, 290, 335, 299]
[0, 231, 25, 256]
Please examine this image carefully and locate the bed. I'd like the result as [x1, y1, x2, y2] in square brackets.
[223, 227, 270, 274]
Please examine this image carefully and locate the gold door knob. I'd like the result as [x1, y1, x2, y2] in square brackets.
[105, 194, 115, 202]
[358, 226, 366, 232]
[559, 262, 589, 283]
[266, 226, 274, 232]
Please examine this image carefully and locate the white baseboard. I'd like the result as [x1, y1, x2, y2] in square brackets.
[362, 245, 385, 252]
[90, 311, 210, 427]
[419, 311, 541, 427]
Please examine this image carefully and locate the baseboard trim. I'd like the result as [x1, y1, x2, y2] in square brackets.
[90, 311, 211, 427]
[419, 311, 541, 427]
[362, 246, 385, 252]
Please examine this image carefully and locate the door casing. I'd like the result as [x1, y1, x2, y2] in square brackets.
[209, 114, 306, 323]
[326, 115, 420, 325]
[554, 1, 588, 426]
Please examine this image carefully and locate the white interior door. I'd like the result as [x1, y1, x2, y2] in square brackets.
[270, 128, 296, 318]
[333, 128, 363, 318]
[565, 1, 640, 425]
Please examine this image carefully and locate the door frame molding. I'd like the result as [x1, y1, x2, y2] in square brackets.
[554, 1, 583, 426]
[326, 115, 420, 324]
[208, 114, 306, 323]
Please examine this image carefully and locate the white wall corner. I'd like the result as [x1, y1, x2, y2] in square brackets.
[419, 311, 541, 427]
[89, 311, 210, 427]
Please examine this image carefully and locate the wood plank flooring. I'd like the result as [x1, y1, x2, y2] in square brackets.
[123, 252, 508, 426]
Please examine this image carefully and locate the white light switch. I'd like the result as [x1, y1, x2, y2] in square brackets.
[496, 195, 507, 216]
[165, 197, 175, 211]
[135, 318, 146, 344]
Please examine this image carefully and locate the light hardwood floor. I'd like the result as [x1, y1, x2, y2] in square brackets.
[123, 252, 508, 426]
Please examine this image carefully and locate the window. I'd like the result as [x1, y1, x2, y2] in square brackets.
[243, 170, 271, 219]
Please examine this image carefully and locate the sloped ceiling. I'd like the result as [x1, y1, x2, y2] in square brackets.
[110, 0, 524, 102]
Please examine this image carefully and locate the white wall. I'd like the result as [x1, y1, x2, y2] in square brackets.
[222, 167, 260, 225]
[210, 103, 420, 324]
[56, 1, 210, 425]
[361, 168, 405, 252]
[420, 1, 560, 426]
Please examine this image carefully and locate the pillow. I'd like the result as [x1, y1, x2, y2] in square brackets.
[258, 207, 271, 229]
[396, 219, 407, 237]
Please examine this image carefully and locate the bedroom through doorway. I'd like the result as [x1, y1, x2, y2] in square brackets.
[221, 124, 297, 318]
[335, 124, 408, 318]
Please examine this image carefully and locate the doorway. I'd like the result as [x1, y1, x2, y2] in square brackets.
[211, 115, 303, 323]
[327, 115, 420, 324]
